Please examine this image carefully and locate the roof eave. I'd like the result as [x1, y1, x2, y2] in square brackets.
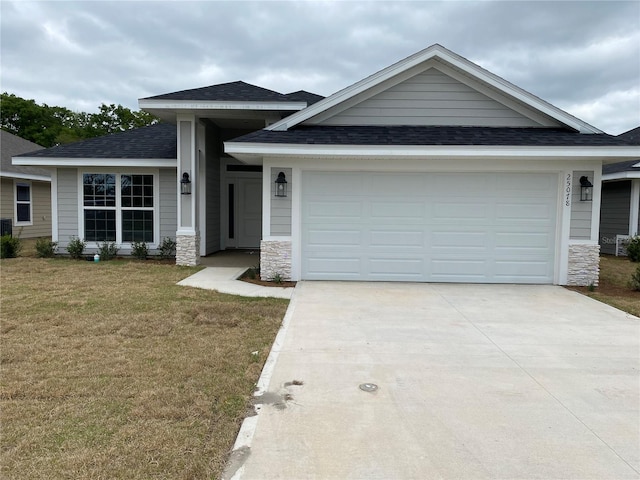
[138, 99, 307, 112]
[225, 142, 637, 162]
[0, 171, 51, 181]
[603, 171, 640, 181]
[13, 157, 177, 168]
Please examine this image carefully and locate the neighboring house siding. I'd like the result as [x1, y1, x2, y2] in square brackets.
[599, 180, 631, 255]
[270, 167, 292, 236]
[317, 69, 543, 127]
[57, 168, 79, 248]
[1, 178, 51, 238]
[0, 179, 12, 227]
[159, 168, 177, 243]
[570, 170, 593, 240]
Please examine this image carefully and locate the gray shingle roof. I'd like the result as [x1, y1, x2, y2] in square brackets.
[16, 123, 176, 159]
[603, 159, 639, 175]
[618, 126, 640, 145]
[230, 126, 630, 147]
[283, 90, 325, 105]
[1, 130, 49, 178]
[143, 81, 301, 103]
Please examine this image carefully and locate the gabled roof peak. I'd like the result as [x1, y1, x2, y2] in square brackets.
[267, 44, 602, 134]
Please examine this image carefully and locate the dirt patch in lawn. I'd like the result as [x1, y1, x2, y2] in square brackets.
[567, 255, 640, 318]
[0, 257, 288, 480]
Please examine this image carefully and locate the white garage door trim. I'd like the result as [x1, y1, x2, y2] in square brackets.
[301, 171, 558, 283]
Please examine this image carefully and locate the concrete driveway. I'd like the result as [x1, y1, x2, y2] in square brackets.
[225, 282, 640, 480]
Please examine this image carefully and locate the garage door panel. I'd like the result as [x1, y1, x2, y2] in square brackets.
[371, 201, 425, 220]
[368, 258, 424, 278]
[306, 229, 362, 247]
[434, 202, 490, 220]
[302, 171, 557, 283]
[306, 200, 362, 220]
[370, 230, 424, 247]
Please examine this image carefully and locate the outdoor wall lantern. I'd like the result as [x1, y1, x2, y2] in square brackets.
[580, 175, 593, 201]
[275, 171, 288, 197]
[180, 172, 192, 195]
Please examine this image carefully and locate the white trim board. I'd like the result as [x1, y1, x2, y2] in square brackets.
[13, 157, 177, 168]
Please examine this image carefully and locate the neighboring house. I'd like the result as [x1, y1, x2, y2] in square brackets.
[1, 130, 51, 238]
[599, 126, 640, 254]
[14, 45, 640, 285]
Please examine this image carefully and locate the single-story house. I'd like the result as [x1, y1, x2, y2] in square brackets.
[1, 130, 51, 238]
[599, 126, 640, 254]
[14, 44, 640, 285]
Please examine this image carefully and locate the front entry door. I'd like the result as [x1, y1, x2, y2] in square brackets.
[228, 177, 262, 248]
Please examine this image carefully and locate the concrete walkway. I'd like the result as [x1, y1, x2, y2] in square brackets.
[177, 250, 294, 299]
[224, 282, 640, 480]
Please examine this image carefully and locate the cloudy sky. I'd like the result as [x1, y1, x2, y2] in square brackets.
[1, 0, 639, 135]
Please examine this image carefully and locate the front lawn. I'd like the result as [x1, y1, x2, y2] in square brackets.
[0, 257, 288, 479]
[570, 255, 640, 318]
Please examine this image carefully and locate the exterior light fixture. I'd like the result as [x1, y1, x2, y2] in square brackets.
[275, 171, 288, 197]
[579, 176, 593, 201]
[180, 172, 192, 195]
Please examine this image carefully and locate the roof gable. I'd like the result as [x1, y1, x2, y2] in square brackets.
[268, 44, 602, 133]
[310, 64, 556, 128]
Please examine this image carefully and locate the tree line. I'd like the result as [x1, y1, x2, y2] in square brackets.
[0, 92, 158, 148]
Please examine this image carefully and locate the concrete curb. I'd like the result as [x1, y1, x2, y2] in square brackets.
[222, 284, 301, 480]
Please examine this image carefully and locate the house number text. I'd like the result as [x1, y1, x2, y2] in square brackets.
[565, 173, 571, 207]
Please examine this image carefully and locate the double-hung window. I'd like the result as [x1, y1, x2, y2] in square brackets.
[14, 181, 32, 225]
[82, 173, 156, 244]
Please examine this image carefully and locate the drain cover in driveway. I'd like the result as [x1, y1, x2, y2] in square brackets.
[359, 383, 378, 392]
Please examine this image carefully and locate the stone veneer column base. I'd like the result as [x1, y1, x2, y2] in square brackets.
[567, 243, 600, 286]
[260, 240, 292, 281]
[176, 233, 200, 266]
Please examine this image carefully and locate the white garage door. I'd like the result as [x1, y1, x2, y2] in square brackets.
[301, 172, 558, 283]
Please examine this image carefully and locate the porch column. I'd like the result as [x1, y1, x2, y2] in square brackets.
[176, 115, 200, 266]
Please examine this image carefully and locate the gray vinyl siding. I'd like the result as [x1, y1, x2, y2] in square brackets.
[0, 178, 51, 238]
[270, 167, 292, 236]
[158, 168, 177, 244]
[599, 180, 631, 254]
[57, 168, 79, 248]
[318, 69, 543, 127]
[205, 127, 221, 254]
[569, 171, 594, 240]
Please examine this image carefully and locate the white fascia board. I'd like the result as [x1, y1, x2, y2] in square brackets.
[266, 44, 602, 134]
[225, 142, 639, 161]
[13, 157, 177, 168]
[634, 162, 640, 168]
[602, 171, 640, 181]
[139, 99, 306, 112]
[0, 171, 51, 181]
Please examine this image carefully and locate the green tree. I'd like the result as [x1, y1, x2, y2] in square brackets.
[0, 92, 157, 147]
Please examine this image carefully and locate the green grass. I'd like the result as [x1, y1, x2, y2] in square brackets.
[1, 257, 288, 479]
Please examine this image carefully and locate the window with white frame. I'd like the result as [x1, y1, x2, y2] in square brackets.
[82, 173, 155, 244]
[15, 181, 32, 225]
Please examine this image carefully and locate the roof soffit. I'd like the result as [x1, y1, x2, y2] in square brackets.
[267, 44, 602, 133]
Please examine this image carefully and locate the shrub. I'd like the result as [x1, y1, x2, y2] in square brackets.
[131, 241, 148, 260]
[629, 266, 640, 291]
[158, 237, 176, 259]
[271, 272, 283, 284]
[625, 235, 640, 262]
[0, 235, 22, 259]
[98, 241, 119, 261]
[66, 236, 86, 259]
[35, 238, 58, 258]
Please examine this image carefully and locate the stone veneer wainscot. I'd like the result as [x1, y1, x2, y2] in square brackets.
[260, 240, 292, 281]
[567, 243, 600, 286]
[176, 234, 200, 266]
